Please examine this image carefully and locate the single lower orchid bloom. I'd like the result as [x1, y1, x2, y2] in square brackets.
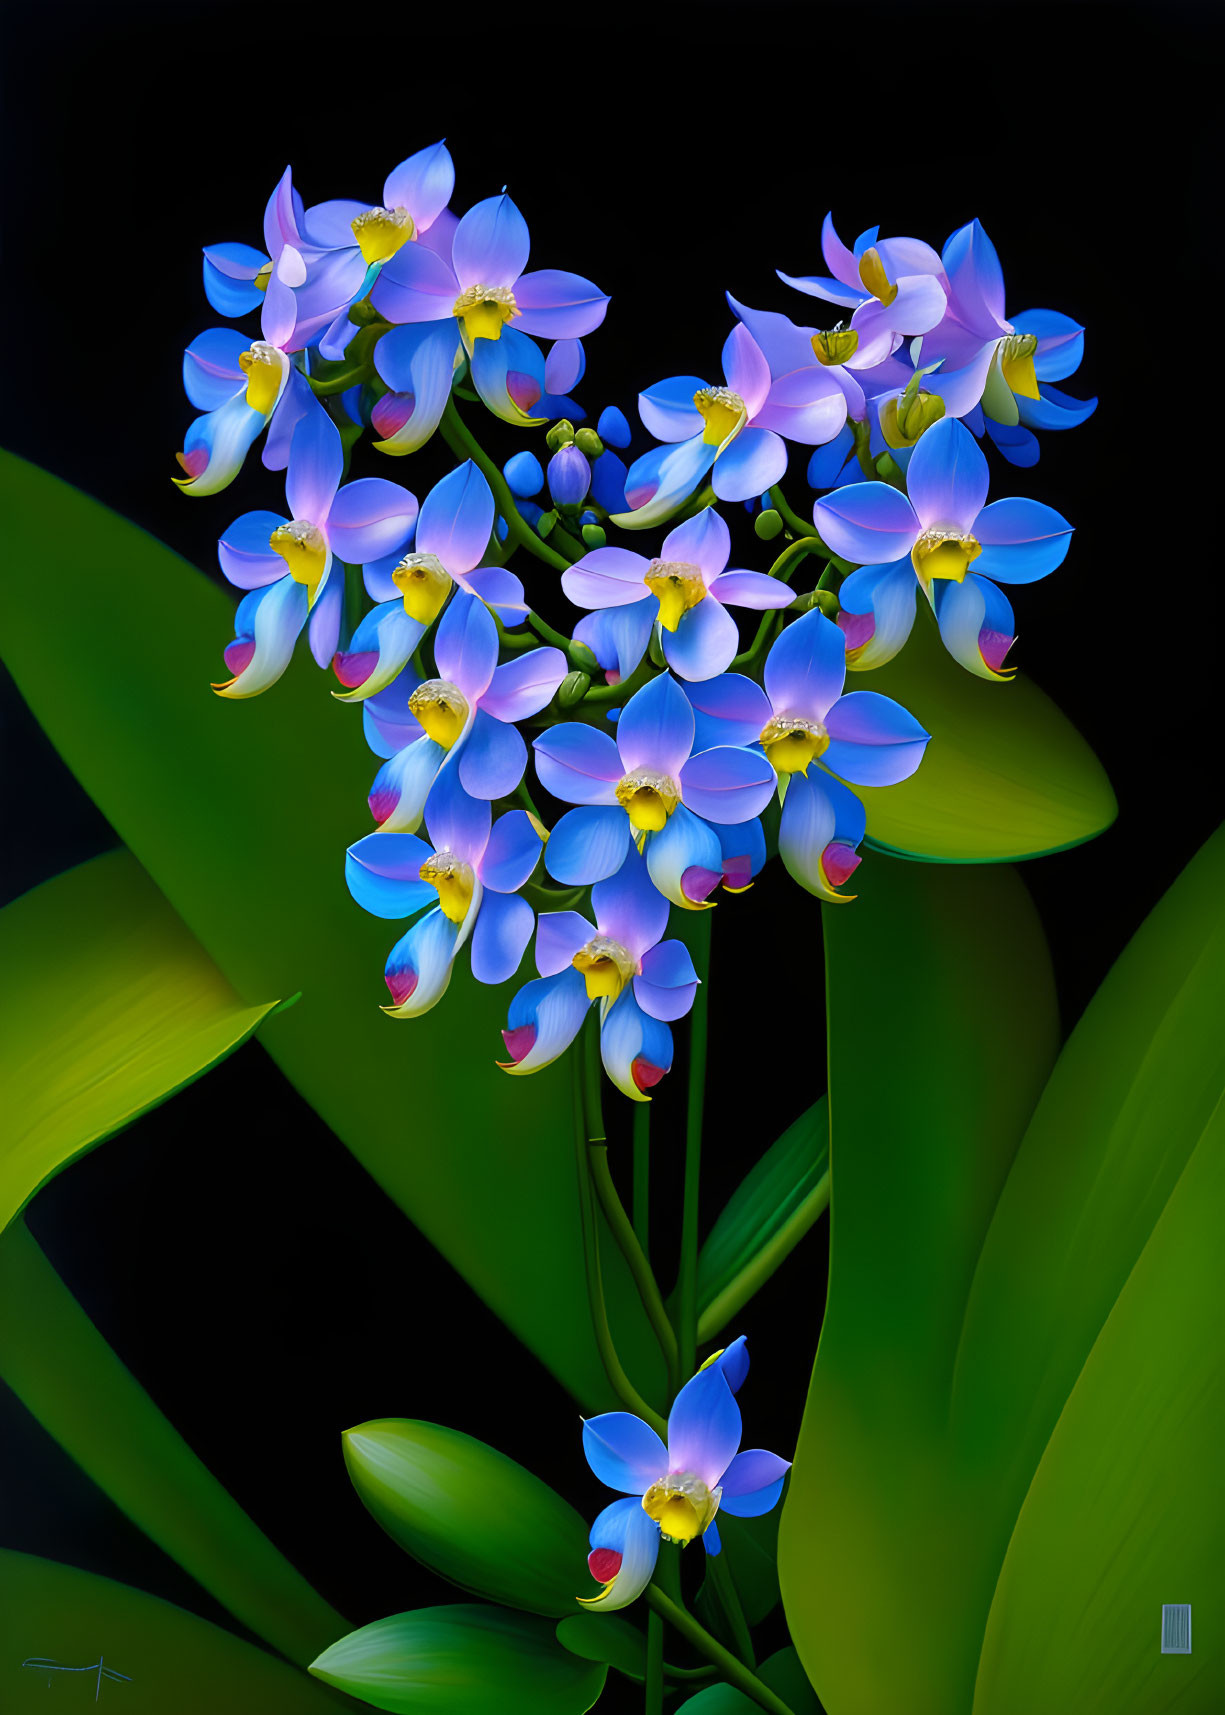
[777, 212, 948, 349]
[561, 506, 792, 684]
[498, 844, 698, 1100]
[332, 462, 528, 703]
[371, 191, 608, 427]
[532, 673, 775, 910]
[345, 765, 543, 1018]
[814, 416, 1073, 682]
[213, 400, 418, 698]
[579, 1342, 790, 1611]
[352, 588, 566, 833]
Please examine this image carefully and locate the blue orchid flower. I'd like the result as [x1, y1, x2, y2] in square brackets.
[532, 674, 775, 910]
[579, 1340, 790, 1611]
[201, 165, 308, 318]
[498, 844, 698, 1101]
[815, 416, 1073, 681]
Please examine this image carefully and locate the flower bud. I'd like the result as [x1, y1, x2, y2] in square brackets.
[567, 641, 600, 673]
[547, 445, 591, 507]
[504, 451, 544, 499]
[814, 589, 841, 617]
[597, 405, 632, 448]
[558, 670, 591, 707]
[574, 427, 603, 458]
[581, 523, 607, 549]
[755, 507, 784, 541]
[545, 419, 576, 452]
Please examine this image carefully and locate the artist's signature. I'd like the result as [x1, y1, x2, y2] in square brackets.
[20, 1656, 132, 1701]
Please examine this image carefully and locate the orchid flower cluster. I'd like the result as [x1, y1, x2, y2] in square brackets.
[179, 142, 1092, 1103]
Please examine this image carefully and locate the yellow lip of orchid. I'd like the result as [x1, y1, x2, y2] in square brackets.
[453, 283, 520, 348]
[350, 205, 416, 266]
[269, 519, 328, 606]
[407, 679, 471, 749]
[812, 325, 859, 367]
[759, 714, 830, 776]
[392, 552, 453, 625]
[644, 559, 707, 632]
[692, 385, 746, 449]
[997, 331, 1041, 401]
[881, 389, 946, 450]
[238, 341, 285, 416]
[572, 933, 638, 1003]
[911, 528, 983, 585]
[418, 848, 475, 924]
[615, 769, 681, 833]
[857, 245, 898, 309]
[641, 1472, 721, 1546]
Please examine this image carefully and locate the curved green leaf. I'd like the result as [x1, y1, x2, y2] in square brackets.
[855, 605, 1116, 862]
[555, 1613, 646, 1681]
[0, 1219, 348, 1667]
[695, 1098, 828, 1343]
[310, 1604, 606, 1715]
[0, 1550, 346, 1713]
[0, 450, 658, 1412]
[0, 850, 279, 1234]
[672, 1647, 822, 1715]
[342, 1419, 590, 1618]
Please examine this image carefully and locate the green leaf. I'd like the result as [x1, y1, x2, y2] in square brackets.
[0, 1550, 346, 1713]
[0, 450, 659, 1412]
[310, 1604, 607, 1715]
[853, 605, 1116, 862]
[0, 850, 279, 1235]
[342, 1419, 590, 1618]
[780, 832, 1225, 1714]
[0, 1219, 349, 1667]
[555, 1612, 646, 1680]
[695, 1098, 829, 1342]
[674, 1647, 822, 1714]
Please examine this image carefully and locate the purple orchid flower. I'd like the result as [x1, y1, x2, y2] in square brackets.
[213, 399, 418, 699]
[498, 844, 698, 1102]
[611, 323, 846, 532]
[332, 461, 528, 703]
[684, 611, 928, 901]
[201, 165, 308, 318]
[814, 417, 1073, 682]
[353, 589, 566, 834]
[562, 507, 792, 685]
[345, 765, 542, 1019]
[579, 1342, 789, 1611]
[532, 673, 775, 910]
[370, 191, 608, 429]
[778, 213, 948, 349]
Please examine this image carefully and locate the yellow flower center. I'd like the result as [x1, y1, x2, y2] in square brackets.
[812, 326, 859, 367]
[238, 341, 283, 415]
[350, 205, 415, 266]
[252, 261, 272, 294]
[881, 390, 945, 450]
[693, 385, 746, 447]
[572, 933, 638, 1003]
[997, 332, 1040, 400]
[269, 520, 328, 603]
[644, 559, 707, 632]
[418, 848, 475, 924]
[615, 769, 681, 833]
[911, 528, 983, 585]
[392, 552, 453, 625]
[759, 715, 829, 775]
[857, 245, 897, 308]
[642, 1472, 720, 1546]
[452, 283, 519, 344]
[407, 679, 471, 748]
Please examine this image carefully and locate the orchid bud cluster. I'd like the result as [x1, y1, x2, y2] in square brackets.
[177, 142, 1093, 1102]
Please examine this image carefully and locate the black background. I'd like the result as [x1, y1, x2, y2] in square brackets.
[1, 0, 1220, 1696]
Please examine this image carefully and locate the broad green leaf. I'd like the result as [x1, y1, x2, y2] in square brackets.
[855, 604, 1116, 862]
[310, 1604, 606, 1715]
[0, 1219, 348, 1667]
[779, 855, 1059, 1714]
[0, 849, 279, 1234]
[0, 451, 659, 1412]
[342, 1419, 590, 1618]
[0, 1550, 346, 1713]
[695, 1098, 829, 1342]
[781, 831, 1225, 1715]
[675, 1647, 822, 1714]
[555, 1612, 646, 1680]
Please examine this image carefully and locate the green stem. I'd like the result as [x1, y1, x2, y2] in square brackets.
[705, 1549, 756, 1668]
[767, 535, 823, 585]
[767, 485, 824, 544]
[644, 1589, 795, 1715]
[580, 655, 658, 707]
[527, 609, 577, 653]
[672, 483, 717, 522]
[697, 1170, 830, 1344]
[440, 398, 572, 573]
[676, 912, 712, 1380]
[589, 1144, 679, 1392]
[850, 418, 876, 481]
[574, 1022, 667, 1435]
[632, 1103, 650, 1256]
[731, 610, 784, 672]
[646, 1609, 664, 1715]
